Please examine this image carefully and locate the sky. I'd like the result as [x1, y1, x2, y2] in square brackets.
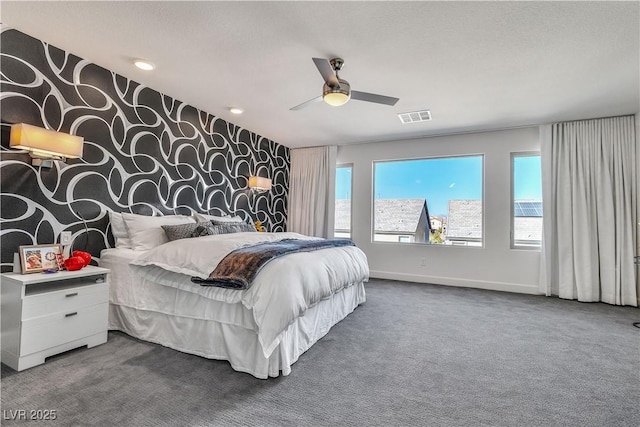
[336, 155, 541, 217]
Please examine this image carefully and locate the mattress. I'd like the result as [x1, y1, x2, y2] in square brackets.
[101, 248, 255, 329]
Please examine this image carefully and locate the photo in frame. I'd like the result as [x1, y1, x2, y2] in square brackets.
[18, 244, 63, 274]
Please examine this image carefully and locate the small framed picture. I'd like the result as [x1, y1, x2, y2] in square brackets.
[18, 244, 63, 274]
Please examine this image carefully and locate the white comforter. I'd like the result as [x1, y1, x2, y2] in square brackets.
[129, 232, 369, 357]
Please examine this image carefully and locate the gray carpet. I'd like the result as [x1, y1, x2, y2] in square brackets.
[2, 279, 639, 427]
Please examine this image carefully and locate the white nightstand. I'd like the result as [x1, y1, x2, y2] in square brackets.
[1, 265, 110, 371]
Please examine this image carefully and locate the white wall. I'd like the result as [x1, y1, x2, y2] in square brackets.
[337, 127, 541, 294]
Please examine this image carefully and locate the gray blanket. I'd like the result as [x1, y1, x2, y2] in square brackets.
[191, 238, 355, 289]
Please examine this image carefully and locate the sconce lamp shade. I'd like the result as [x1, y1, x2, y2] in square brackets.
[248, 176, 272, 192]
[10, 123, 84, 159]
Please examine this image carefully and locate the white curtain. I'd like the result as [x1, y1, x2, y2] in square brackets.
[287, 146, 336, 237]
[539, 115, 638, 306]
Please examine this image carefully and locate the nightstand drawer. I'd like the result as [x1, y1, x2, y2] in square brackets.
[22, 283, 108, 320]
[20, 302, 108, 356]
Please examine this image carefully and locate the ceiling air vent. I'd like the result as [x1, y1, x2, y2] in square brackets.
[398, 110, 431, 124]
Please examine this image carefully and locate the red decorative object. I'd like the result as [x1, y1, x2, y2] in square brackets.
[64, 256, 85, 271]
[72, 250, 92, 267]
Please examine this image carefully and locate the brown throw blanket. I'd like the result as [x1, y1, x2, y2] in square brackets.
[191, 238, 355, 289]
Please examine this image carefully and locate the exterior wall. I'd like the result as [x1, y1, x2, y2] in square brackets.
[374, 233, 414, 243]
[415, 210, 430, 243]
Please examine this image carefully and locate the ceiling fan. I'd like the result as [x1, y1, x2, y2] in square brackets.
[290, 57, 399, 111]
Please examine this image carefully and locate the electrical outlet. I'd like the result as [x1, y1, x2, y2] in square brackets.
[60, 231, 72, 245]
[420, 258, 427, 267]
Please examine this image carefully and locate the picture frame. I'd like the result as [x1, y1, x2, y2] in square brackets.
[18, 244, 63, 274]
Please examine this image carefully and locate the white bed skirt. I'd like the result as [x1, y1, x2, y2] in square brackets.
[109, 281, 366, 379]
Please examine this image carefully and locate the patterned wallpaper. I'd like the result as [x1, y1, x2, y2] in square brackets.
[0, 28, 290, 271]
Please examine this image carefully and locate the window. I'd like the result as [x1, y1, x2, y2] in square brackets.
[512, 153, 542, 248]
[334, 165, 352, 238]
[373, 155, 483, 245]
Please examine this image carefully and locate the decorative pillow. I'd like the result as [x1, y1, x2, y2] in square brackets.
[122, 213, 195, 251]
[108, 211, 132, 249]
[210, 218, 250, 226]
[208, 222, 257, 235]
[162, 222, 213, 241]
[193, 212, 244, 223]
[191, 222, 217, 237]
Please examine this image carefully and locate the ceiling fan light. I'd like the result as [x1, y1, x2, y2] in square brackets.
[323, 78, 351, 107]
[323, 92, 350, 106]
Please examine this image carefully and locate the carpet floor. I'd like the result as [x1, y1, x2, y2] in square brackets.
[2, 279, 639, 427]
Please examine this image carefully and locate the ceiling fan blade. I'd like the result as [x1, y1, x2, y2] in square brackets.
[312, 58, 339, 88]
[290, 96, 323, 111]
[351, 90, 399, 106]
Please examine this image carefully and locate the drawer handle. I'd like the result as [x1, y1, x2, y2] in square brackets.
[65, 312, 78, 318]
[65, 292, 78, 298]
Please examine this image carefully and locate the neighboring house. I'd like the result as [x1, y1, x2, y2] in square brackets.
[430, 216, 445, 231]
[446, 199, 542, 246]
[374, 199, 432, 243]
[513, 200, 542, 246]
[446, 200, 482, 246]
[335, 198, 432, 242]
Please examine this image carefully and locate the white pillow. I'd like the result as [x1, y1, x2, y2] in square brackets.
[192, 213, 244, 223]
[122, 213, 195, 251]
[109, 211, 132, 249]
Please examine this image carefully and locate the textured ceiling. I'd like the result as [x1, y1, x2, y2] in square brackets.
[1, 1, 638, 148]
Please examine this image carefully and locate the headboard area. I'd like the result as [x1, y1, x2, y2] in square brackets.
[0, 28, 290, 272]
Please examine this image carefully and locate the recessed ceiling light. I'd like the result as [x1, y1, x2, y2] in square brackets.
[134, 59, 155, 71]
[229, 107, 244, 115]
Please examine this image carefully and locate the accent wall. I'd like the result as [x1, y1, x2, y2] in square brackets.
[0, 28, 290, 271]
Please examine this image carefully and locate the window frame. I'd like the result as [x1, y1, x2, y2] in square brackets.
[371, 154, 485, 247]
[334, 163, 353, 239]
[510, 151, 542, 250]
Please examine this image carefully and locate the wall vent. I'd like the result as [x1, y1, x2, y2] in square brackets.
[398, 110, 431, 124]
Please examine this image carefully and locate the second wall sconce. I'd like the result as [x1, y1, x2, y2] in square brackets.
[248, 176, 272, 193]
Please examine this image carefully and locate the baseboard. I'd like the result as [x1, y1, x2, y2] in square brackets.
[369, 270, 542, 295]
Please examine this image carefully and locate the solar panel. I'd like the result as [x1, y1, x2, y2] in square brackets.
[514, 201, 542, 217]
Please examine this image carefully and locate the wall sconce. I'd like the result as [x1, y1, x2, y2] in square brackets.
[10, 123, 84, 168]
[248, 176, 272, 193]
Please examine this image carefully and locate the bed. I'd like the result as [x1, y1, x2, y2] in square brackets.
[100, 213, 369, 378]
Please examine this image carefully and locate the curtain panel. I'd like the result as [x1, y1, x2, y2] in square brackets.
[287, 146, 336, 237]
[539, 115, 638, 306]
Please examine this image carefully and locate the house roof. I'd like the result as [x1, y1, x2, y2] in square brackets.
[447, 200, 482, 240]
[334, 199, 351, 231]
[374, 199, 428, 234]
[514, 217, 543, 242]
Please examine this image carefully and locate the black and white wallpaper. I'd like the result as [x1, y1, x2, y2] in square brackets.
[0, 28, 290, 271]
